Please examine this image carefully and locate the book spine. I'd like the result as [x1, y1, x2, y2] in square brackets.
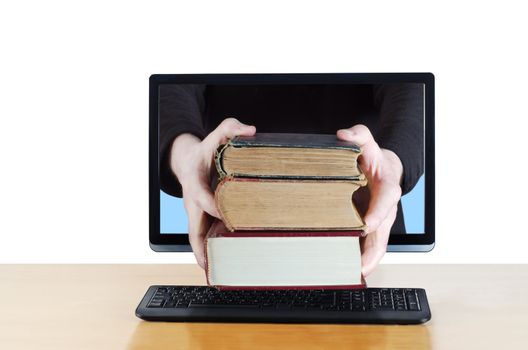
[214, 142, 231, 179]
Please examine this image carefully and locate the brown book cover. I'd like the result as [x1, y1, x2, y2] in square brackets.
[215, 177, 367, 231]
[215, 133, 366, 181]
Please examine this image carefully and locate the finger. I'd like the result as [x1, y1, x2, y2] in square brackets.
[361, 205, 397, 277]
[186, 201, 210, 269]
[337, 124, 379, 151]
[336, 124, 381, 172]
[194, 183, 221, 219]
[202, 117, 256, 152]
[363, 180, 401, 233]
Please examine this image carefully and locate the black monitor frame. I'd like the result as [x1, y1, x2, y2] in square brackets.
[149, 73, 435, 252]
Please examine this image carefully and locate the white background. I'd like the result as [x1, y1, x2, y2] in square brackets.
[1, 1, 527, 264]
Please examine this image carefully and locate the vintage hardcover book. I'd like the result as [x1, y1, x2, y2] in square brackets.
[215, 133, 366, 180]
[204, 220, 366, 290]
[215, 177, 367, 231]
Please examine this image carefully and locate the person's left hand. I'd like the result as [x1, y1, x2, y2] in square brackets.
[336, 125, 403, 277]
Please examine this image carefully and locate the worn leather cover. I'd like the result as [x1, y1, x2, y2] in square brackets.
[230, 133, 362, 151]
[215, 132, 364, 180]
[214, 176, 367, 232]
[204, 220, 366, 290]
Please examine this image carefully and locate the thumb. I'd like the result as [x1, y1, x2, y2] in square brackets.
[336, 124, 380, 167]
[202, 117, 256, 152]
[337, 124, 374, 148]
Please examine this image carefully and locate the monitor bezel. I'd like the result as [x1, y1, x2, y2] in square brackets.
[149, 73, 435, 252]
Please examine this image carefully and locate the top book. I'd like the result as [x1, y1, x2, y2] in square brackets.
[215, 133, 365, 180]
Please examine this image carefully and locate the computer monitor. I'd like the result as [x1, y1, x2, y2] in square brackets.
[150, 73, 434, 252]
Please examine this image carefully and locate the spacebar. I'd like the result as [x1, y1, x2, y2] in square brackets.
[189, 303, 259, 308]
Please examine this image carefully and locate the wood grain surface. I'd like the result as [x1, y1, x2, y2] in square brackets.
[1, 264, 527, 349]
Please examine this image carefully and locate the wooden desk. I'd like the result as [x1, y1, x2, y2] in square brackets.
[1, 264, 527, 350]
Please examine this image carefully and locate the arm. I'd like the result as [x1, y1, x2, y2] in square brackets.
[159, 84, 207, 197]
[373, 83, 424, 194]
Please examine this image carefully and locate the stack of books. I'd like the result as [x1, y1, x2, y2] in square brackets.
[204, 133, 367, 290]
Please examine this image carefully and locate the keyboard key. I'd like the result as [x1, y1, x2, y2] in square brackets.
[176, 301, 189, 308]
[408, 303, 420, 311]
[352, 304, 365, 311]
[189, 303, 259, 309]
[261, 303, 276, 308]
[164, 301, 176, 308]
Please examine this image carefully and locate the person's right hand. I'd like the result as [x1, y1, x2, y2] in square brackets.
[170, 118, 257, 269]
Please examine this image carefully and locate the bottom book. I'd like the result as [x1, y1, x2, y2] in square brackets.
[204, 220, 366, 290]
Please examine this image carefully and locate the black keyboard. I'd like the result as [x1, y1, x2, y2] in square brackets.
[136, 286, 431, 324]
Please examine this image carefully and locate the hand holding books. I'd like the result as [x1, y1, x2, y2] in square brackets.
[336, 125, 403, 276]
[170, 118, 256, 268]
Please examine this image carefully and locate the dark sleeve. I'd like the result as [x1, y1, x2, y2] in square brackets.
[159, 84, 207, 197]
[373, 84, 424, 195]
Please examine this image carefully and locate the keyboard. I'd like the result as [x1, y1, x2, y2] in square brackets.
[136, 286, 431, 324]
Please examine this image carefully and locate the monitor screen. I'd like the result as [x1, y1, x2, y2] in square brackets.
[150, 74, 434, 251]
